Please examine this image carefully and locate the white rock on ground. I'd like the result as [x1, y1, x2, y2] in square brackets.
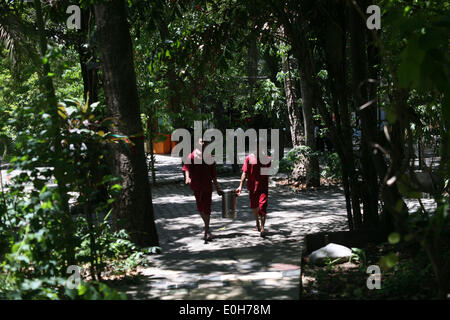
[309, 243, 353, 266]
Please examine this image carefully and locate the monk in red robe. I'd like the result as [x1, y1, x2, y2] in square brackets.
[236, 148, 271, 237]
[182, 138, 223, 241]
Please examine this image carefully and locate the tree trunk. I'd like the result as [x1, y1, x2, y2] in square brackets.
[289, 25, 320, 187]
[320, 4, 362, 229]
[349, 1, 379, 228]
[440, 107, 449, 178]
[146, 118, 156, 185]
[298, 66, 320, 187]
[94, 0, 159, 247]
[384, 88, 410, 235]
[247, 32, 258, 101]
[281, 44, 304, 147]
[77, 6, 99, 104]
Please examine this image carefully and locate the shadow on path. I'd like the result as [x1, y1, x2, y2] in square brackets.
[116, 175, 350, 300]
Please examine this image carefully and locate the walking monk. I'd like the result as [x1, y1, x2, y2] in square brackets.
[183, 138, 223, 242]
[235, 146, 271, 237]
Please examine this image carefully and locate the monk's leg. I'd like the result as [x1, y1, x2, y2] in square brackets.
[258, 192, 268, 235]
[195, 191, 209, 239]
[252, 208, 260, 231]
[202, 191, 212, 240]
[250, 191, 260, 231]
[260, 214, 266, 233]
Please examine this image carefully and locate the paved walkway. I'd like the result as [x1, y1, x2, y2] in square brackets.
[150, 154, 184, 184]
[121, 174, 350, 300]
[118, 155, 437, 300]
[2, 153, 437, 300]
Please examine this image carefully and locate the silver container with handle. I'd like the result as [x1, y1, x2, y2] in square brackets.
[222, 189, 237, 219]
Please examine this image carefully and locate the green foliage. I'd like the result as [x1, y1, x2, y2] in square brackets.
[320, 152, 342, 181]
[0, 94, 143, 299]
[388, 232, 401, 245]
[350, 248, 366, 268]
[279, 146, 316, 173]
[1, 0, 448, 301]
[375, 245, 438, 299]
[62, 281, 126, 300]
[280, 147, 342, 181]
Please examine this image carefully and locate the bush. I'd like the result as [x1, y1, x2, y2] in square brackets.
[0, 97, 153, 299]
[279, 146, 316, 174]
[320, 152, 342, 181]
[279, 147, 342, 181]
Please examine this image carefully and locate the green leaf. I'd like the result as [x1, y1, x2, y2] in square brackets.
[78, 283, 87, 296]
[380, 252, 399, 270]
[22, 279, 42, 291]
[386, 107, 397, 124]
[394, 199, 406, 213]
[41, 200, 52, 209]
[111, 184, 123, 191]
[398, 38, 426, 88]
[388, 232, 401, 244]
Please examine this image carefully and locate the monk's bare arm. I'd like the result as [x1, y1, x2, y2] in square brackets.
[213, 177, 223, 195]
[185, 169, 191, 184]
[236, 172, 247, 195]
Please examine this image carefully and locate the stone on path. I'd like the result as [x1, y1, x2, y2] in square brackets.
[309, 243, 353, 266]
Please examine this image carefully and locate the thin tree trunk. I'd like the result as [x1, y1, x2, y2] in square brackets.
[146, 118, 156, 185]
[349, 1, 378, 228]
[440, 107, 449, 178]
[247, 32, 258, 105]
[94, 0, 158, 247]
[246, 29, 259, 134]
[319, 7, 362, 229]
[77, 7, 99, 103]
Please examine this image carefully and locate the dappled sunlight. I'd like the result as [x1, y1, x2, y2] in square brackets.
[1, 0, 446, 302]
[119, 176, 349, 299]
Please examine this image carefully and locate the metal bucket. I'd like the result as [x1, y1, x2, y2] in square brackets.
[222, 190, 237, 219]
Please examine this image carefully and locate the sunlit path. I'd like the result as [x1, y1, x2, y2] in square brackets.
[120, 176, 350, 299]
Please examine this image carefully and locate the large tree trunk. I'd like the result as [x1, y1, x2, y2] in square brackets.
[297, 66, 320, 187]
[94, 0, 159, 247]
[281, 43, 304, 147]
[289, 26, 320, 187]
